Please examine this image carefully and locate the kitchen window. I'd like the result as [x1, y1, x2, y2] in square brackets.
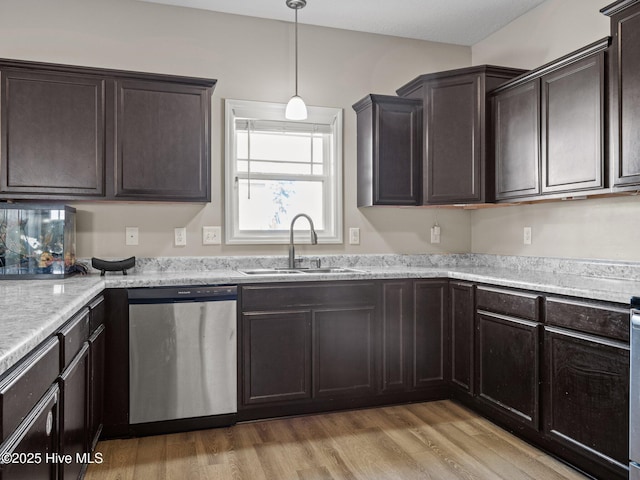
[224, 99, 343, 244]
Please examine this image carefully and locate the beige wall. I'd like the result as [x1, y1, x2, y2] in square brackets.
[471, 0, 640, 261]
[0, 0, 472, 258]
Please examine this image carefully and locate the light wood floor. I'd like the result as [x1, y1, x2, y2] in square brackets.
[85, 400, 587, 480]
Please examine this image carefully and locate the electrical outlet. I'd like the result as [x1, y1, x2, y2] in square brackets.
[430, 225, 441, 244]
[203, 226, 222, 245]
[174, 227, 187, 247]
[349, 227, 360, 245]
[523, 226, 532, 245]
[125, 227, 139, 246]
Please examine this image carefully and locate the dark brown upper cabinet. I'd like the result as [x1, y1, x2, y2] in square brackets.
[112, 79, 211, 201]
[0, 68, 106, 199]
[397, 66, 524, 205]
[0, 58, 215, 202]
[492, 38, 609, 202]
[602, 0, 640, 190]
[541, 52, 605, 194]
[493, 80, 541, 200]
[353, 94, 422, 206]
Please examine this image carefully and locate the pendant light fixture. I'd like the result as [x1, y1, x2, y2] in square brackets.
[285, 0, 308, 120]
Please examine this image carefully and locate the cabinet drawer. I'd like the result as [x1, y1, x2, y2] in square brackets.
[57, 308, 90, 369]
[89, 295, 105, 333]
[476, 286, 541, 321]
[545, 297, 629, 342]
[241, 282, 377, 311]
[0, 337, 59, 442]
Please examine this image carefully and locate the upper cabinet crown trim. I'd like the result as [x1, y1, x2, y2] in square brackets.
[490, 37, 610, 94]
[396, 65, 526, 97]
[0, 57, 216, 88]
[601, 0, 640, 16]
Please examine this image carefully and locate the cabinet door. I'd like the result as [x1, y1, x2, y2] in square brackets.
[541, 53, 604, 194]
[0, 385, 58, 480]
[88, 325, 105, 451]
[313, 307, 376, 398]
[242, 311, 311, 405]
[450, 282, 474, 395]
[494, 80, 541, 200]
[412, 281, 449, 389]
[0, 69, 105, 198]
[354, 95, 422, 206]
[607, 2, 640, 187]
[476, 311, 540, 429]
[544, 326, 629, 474]
[379, 281, 412, 394]
[59, 344, 89, 480]
[113, 78, 211, 201]
[425, 74, 482, 204]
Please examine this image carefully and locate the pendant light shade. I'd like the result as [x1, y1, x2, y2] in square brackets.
[285, 0, 307, 120]
[285, 95, 307, 120]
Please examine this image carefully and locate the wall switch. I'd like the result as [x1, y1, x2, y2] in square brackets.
[523, 226, 532, 245]
[430, 225, 441, 244]
[174, 227, 187, 247]
[202, 226, 222, 245]
[349, 227, 360, 245]
[125, 227, 139, 246]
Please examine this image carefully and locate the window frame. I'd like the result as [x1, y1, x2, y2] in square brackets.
[224, 99, 343, 245]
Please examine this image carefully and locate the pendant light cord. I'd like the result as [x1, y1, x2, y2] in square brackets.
[294, 8, 299, 97]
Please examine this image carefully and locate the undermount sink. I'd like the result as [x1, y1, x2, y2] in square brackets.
[238, 267, 363, 276]
[238, 268, 304, 275]
[299, 267, 362, 274]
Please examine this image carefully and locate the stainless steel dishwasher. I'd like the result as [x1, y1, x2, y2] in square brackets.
[128, 285, 237, 433]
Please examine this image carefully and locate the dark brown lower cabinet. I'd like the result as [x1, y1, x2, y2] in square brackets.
[88, 325, 105, 451]
[476, 311, 540, 429]
[544, 326, 629, 478]
[379, 281, 412, 394]
[238, 280, 449, 419]
[59, 344, 89, 480]
[412, 281, 449, 389]
[242, 311, 311, 405]
[313, 307, 376, 398]
[450, 282, 474, 395]
[0, 384, 58, 480]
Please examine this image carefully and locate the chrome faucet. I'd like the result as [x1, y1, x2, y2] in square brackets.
[288, 213, 318, 268]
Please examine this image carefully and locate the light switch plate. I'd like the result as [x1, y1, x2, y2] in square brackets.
[203, 226, 222, 245]
[174, 227, 187, 247]
[125, 227, 139, 246]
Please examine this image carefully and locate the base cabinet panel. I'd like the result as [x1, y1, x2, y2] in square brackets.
[242, 311, 311, 405]
[544, 327, 629, 474]
[59, 344, 89, 480]
[380, 281, 412, 393]
[313, 307, 376, 398]
[476, 312, 540, 429]
[450, 282, 474, 395]
[412, 281, 449, 389]
[88, 325, 105, 451]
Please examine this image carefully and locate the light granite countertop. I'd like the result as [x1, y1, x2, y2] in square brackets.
[1, 254, 639, 377]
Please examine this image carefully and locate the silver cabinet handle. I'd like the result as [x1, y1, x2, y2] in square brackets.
[45, 411, 53, 437]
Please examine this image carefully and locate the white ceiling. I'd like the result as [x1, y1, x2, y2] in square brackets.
[137, 0, 547, 46]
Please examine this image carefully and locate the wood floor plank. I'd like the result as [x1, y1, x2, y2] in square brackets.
[85, 401, 588, 480]
[132, 435, 167, 480]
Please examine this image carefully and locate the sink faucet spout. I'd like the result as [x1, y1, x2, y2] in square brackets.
[288, 213, 318, 268]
